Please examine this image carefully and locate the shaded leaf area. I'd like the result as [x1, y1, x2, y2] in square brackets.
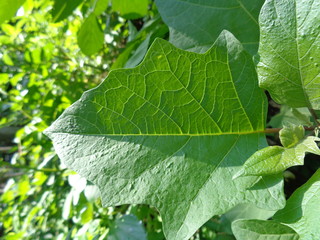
[45, 33, 286, 239]
[274, 169, 320, 240]
[0, 0, 25, 25]
[232, 219, 300, 240]
[258, 0, 320, 109]
[235, 125, 320, 177]
[108, 214, 147, 240]
[219, 203, 276, 234]
[51, 0, 83, 22]
[155, 0, 265, 54]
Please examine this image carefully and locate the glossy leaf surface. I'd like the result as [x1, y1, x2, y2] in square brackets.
[258, 0, 320, 109]
[45, 32, 285, 240]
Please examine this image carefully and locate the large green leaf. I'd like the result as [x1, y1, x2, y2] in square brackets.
[274, 169, 320, 240]
[0, 0, 25, 25]
[232, 219, 300, 240]
[45, 32, 285, 240]
[155, 0, 265, 54]
[258, 0, 320, 109]
[234, 125, 320, 177]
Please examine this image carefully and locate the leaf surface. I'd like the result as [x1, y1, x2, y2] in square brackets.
[220, 203, 276, 234]
[77, 13, 104, 56]
[258, 0, 320, 109]
[155, 0, 265, 54]
[0, 0, 25, 25]
[234, 125, 320, 177]
[274, 169, 320, 240]
[45, 32, 285, 240]
[111, 0, 148, 19]
[232, 219, 300, 240]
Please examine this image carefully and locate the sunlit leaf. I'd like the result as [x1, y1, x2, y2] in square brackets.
[0, 0, 25, 25]
[111, 0, 148, 19]
[77, 13, 104, 56]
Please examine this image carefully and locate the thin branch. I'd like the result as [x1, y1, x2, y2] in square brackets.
[308, 108, 320, 125]
[264, 126, 316, 134]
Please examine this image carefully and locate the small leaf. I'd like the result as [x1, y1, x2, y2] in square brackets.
[232, 219, 300, 240]
[77, 13, 104, 56]
[234, 125, 320, 177]
[0, 0, 25, 25]
[108, 215, 147, 240]
[155, 0, 265, 55]
[279, 125, 305, 148]
[51, 0, 83, 22]
[258, 0, 320, 109]
[274, 169, 320, 240]
[111, 0, 148, 19]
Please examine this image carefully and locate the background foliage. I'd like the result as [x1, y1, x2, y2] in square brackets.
[0, 0, 319, 240]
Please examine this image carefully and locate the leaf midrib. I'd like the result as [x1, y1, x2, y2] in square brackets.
[46, 131, 266, 136]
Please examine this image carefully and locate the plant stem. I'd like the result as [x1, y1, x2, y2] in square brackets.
[308, 108, 320, 125]
[264, 126, 315, 134]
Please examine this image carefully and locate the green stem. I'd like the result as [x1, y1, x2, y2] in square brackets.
[264, 126, 315, 134]
[308, 108, 320, 125]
